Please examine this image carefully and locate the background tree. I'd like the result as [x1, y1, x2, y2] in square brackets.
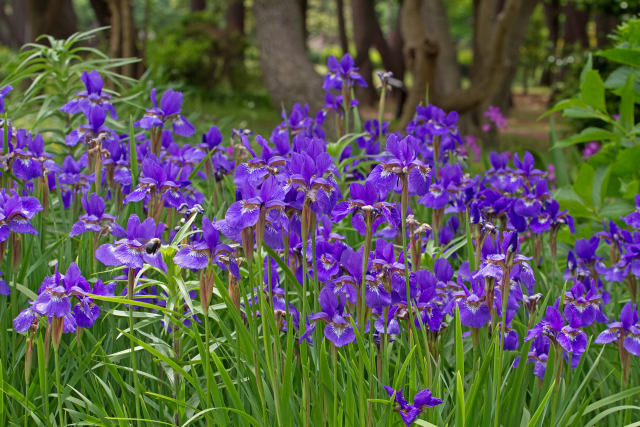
[253, 0, 324, 111]
[25, 0, 77, 41]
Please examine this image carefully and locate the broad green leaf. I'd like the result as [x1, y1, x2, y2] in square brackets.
[591, 166, 610, 211]
[598, 47, 640, 68]
[553, 186, 592, 218]
[573, 163, 595, 207]
[581, 70, 606, 112]
[554, 127, 617, 148]
[620, 72, 636, 131]
[599, 200, 635, 218]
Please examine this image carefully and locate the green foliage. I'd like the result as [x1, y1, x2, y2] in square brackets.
[546, 19, 640, 238]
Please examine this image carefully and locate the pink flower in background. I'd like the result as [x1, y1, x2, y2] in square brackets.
[484, 105, 508, 131]
[583, 141, 601, 158]
[482, 124, 491, 132]
[547, 164, 556, 187]
[463, 135, 482, 162]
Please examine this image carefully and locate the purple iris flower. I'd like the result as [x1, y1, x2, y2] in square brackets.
[10, 131, 58, 181]
[61, 70, 117, 118]
[332, 181, 399, 236]
[124, 156, 188, 209]
[525, 302, 588, 367]
[323, 54, 367, 91]
[286, 151, 340, 215]
[0, 189, 42, 242]
[225, 175, 287, 231]
[58, 155, 92, 209]
[65, 105, 116, 147]
[384, 386, 443, 426]
[234, 135, 288, 188]
[367, 133, 431, 197]
[455, 272, 490, 329]
[527, 334, 550, 378]
[69, 193, 117, 237]
[0, 85, 12, 113]
[622, 195, 640, 229]
[173, 216, 239, 277]
[512, 151, 544, 185]
[306, 285, 356, 347]
[18, 263, 101, 334]
[563, 279, 607, 328]
[135, 88, 195, 137]
[0, 270, 8, 295]
[95, 214, 166, 271]
[595, 302, 640, 356]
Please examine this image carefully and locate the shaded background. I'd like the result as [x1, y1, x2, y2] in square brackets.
[0, 0, 638, 146]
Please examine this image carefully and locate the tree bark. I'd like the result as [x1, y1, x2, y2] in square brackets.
[0, 0, 28, 47]
[90, 0, 140, 78]
[224, 0, 246, 89]
[540, 0, 561, 86]
[595, 11, 618, 48]
[399, 0, 525, 128]
[423, 0, 460, 99]
[563, 1, 589, 49]
[253, 0, 324, 111]
[490, 0, 540, 112]
[335, 0, 349, 55]
[351, 0, 405, 105]
[190, 0, 206, 11]
[25, 0, 77, 41]
[298, 0, 309, 42]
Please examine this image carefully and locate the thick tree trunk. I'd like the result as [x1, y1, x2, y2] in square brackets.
[399, 0, 524, 128]
[0, 0, 28, 47]
[423, 0, 460, 99]
[26, 0, 77, 41]
[253, 0, 324, 111]
[490, 1, 540, 113]
[298, 0, 309, 41]
[336, 0, 349, 55]
[190, 0, 206, 11]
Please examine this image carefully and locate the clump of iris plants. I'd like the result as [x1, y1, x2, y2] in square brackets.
[1, 48, 639, 427]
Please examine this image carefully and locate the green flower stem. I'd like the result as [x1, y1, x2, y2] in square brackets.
[53, 344, 63, 427]
[127, 268, 142, 423]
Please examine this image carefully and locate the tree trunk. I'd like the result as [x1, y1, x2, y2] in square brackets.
[540, 0, 561, 86]
[563, 1, 589, 49]
[423, 0, 460, 99]
[335, 0, 349, 55]
[351, 0, 405, 106]
[595, 11, 618, 48]
[253, 0, 324, 111]
[490, 0, 540, 113]
[399, 0, 524, 128]
[298, 0, 308, 42]
[25, 0, 77, 41]
[90, 0, 140, 78]
[224, 0, 246, 89]
[190, 0, 206, 11]
[399, 0, 439, 126]
[0, 0, 29, 47]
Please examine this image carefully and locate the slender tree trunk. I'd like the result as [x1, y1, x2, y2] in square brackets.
[253, 0, 324, 111]
[540, 0, 561, 86]
[595, 11, 618, 48]
[563, 1, 589, 49]
[25, 0, 77, 41]
[224, 0, 246, 89]
[336, 0, 349, 55]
